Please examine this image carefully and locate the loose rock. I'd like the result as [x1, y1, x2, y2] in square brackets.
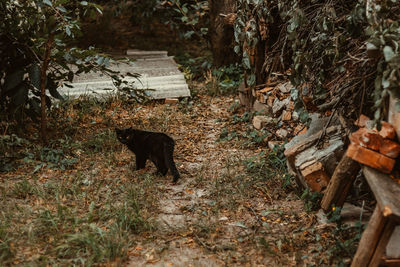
[276, 128, 289, 139]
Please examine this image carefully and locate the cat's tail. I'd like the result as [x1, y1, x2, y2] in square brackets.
[163, 141, 180, 183]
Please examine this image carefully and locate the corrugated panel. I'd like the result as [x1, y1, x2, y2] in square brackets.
[59, 50, 191, 99]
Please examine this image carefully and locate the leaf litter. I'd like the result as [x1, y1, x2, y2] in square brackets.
[0, 93, 356, 266]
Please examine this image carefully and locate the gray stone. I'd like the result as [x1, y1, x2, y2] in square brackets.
[272, 98, 290, 115]
[340, 203, 367, 220]
[253, 100, 271, 114]
[316, 209, 330, 225]
[268, 141, 282, 150]
[253, 115, 276, 130]
[292, 111, 299, 121]
[278, 82, 293, 94]
[276, 128, 289, 139]
[126, 49, 168, 59]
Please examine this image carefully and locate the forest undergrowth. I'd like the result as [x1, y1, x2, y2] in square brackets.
[0, 85, 361, 266]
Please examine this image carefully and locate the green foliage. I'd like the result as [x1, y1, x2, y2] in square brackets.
[0, 134, 31, 172]
[174, 53, 212, 80]
[301, 189, 323, 212]
[39, 147, 78, 170]
[233, 0, 400, 120]
[0, 222, 14, 264]
[54, 223, 130, 265]
[205, 64, 244, 96]
[99, 0, 209, 41]
[168, 0, 209, 39]
[244, 145, 291, 186]
[11, 179, 37, 199]
[324, 207, 365, 265]
[0, 0, 142, 128]
[234, 0, 271, 86]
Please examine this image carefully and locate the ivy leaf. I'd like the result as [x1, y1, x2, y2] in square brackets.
[65, 26, 71, 36]
[374, 108, 381, 121]
[234, 45, 240, 54]
[242, 51, 251, 69]
[28, 64, 41, 90]
[4, 69, 25, 92]
[247, 74, 256, 86]
[383, 46, 395, 62]
[382, 77, 390, 89]
[56, 6, 67, 13]
[43, 0, 52, 7]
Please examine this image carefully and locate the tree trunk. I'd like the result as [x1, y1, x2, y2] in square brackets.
[40, 34, 54, 144]
[208, 0, 237, 67]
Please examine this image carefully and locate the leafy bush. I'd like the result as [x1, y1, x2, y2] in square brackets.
[0, 0, 142, 141]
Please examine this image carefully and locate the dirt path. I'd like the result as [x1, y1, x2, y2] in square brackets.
[120, 95, 314, 266]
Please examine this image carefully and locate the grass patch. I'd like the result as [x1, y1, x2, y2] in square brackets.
[0, 221, 14, 264]
[0, 99, 159, 265]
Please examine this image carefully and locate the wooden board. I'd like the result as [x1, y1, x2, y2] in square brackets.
[321, 154, 360, 212]
[351, 206, 387, 267]
[363, 166, 400, 222]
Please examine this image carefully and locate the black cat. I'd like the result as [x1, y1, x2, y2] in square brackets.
[115, 127, 180, 182]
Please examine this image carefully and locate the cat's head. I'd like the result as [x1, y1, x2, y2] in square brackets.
[115, 127, 133, 144]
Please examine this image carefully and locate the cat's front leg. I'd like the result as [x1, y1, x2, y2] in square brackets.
[136, 156, 147, 170]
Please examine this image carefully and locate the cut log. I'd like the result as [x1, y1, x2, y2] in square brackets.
[321, 154, 360, 212]
[351, 166, 400, 267]
[346, 143, 395, 174]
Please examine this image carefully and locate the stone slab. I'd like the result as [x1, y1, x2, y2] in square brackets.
[59, 51, 190, 100]
[126, 49, 169, 59]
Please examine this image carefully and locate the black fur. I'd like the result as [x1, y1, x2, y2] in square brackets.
[115, 127, 180, 182]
